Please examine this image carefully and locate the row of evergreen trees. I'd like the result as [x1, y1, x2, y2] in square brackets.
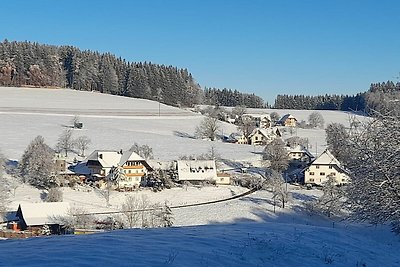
[274, 81, 400, 114]
[0, 40, 266, 108]
[274, 93, 366, 111]
[203, 87, 267, 108]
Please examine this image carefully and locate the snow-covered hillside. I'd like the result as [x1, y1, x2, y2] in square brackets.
[0, 86, 366, 161]
[0, 221, 399, 267]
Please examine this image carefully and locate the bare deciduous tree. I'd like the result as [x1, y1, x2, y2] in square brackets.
[195, 116, 220, 141]
[130, 143, 154, 160]
[75, 136, 91, 157]
[308, 112, 325, 128]
[57, 129, 74, 157]
[238, 116, 256, 143]
[122, 195, 141, 228]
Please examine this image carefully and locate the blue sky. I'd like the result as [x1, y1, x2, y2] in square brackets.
[1, 0, 399, 103]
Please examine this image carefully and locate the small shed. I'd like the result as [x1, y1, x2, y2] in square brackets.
[15, 202, 70, 234]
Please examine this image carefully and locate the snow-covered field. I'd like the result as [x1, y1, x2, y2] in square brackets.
[0, 87, 398, 267]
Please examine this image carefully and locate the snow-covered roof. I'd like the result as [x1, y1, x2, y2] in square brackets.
[177, 160, 217, 181]
[312, 149, 341, 166]
[287, 145, 314, 158]
[17, 202, 70, 226]
[249, 127, 281, 138]
[85, 150, 121, 168]
[147, 160, 174, 170]
[119, 150, 145, 165]
[279, 114, 297, 123]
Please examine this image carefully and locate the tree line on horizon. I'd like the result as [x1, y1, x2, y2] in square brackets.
[274, 81, 400, 115]
[0, 40, 266, 108]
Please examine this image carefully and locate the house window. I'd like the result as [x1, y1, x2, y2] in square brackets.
[342, 179, 346, 182]
[128, 170, 131, 174]
[320, 172, 325, 176]
[330, 172, 336, 176]
[309, 172, 315, 175]
[255, 136, 258, 140]
[316, 165, 320, 169]
[329, 166, 333, 169]
[309, 178, 314, 182]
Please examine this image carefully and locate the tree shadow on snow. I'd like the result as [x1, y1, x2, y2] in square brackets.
[173, 131, 196, 139]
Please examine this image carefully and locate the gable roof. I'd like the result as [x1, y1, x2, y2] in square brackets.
[119, 150, 145, 165]
[312, 149, 341, 166]
[85, 150, 121, 168]
[17, 202, 70, 226]
[287, 145, 314, 158]
[279, 114, 297, 123]
[249, 127, 281, 138]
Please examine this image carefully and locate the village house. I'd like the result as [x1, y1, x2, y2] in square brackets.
[83, 149, 153, 190]
[259, 114, 272, 129]
[12, 202, 71, 235]
[279, 114, 297, 127]
[176, 160, 229, 185]
[287, 145, 314, 167]
[248, 127, 282, 146]
[304, 149, 350, 186]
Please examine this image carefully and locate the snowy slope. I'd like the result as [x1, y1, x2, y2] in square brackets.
[0, 222, 398, 267]
[0, 87, 260, 162]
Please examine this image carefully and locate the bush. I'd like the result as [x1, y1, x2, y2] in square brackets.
[46, 187, 63, 202]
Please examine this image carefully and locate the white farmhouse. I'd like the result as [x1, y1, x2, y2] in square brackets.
[304, 149, 349, 186]
[177, 160, 217, 183]
[84, 149, 153, 189]
[248, 127, 282, 146]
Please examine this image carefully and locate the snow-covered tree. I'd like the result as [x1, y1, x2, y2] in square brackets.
[231, 105, 246, 119]
[161, 201, 173, 227]
[265, 170, 290, 211]
[46, 187, 63, 202]
[75, 136, 91, 157]
[56, 129, 74, 157]
[345, 110, 400, 232]
[18, 136, 56, 189]
[325, 123, 350, 163]
[270, 111, 280, 123]
[310, 175, 345, 218]
[0, 151, 8, 220]
[285, 136, 309, 148]
[263, 138, 289, 172]
[308, 111, 325, 128]
[70, 115, 80, 128]
[195, 116, 220, 141]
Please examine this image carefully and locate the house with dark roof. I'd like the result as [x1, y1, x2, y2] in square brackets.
[279, 114, 297, 127]
[14, 202, 70, 234]
[83, 149, 153, 189]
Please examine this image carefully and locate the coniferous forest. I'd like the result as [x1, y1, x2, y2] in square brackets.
[0, 40, 266, 108]
[0, 40, 397, 112]
[274, 81, 400, 114]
